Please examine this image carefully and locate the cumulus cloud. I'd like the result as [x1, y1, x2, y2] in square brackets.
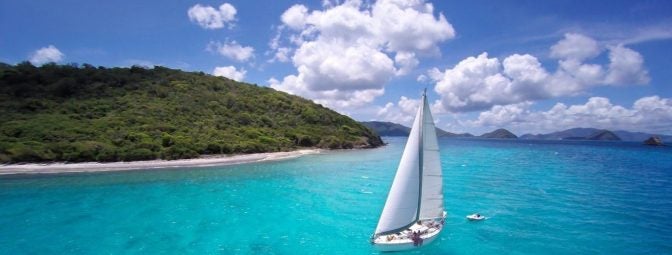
[270, 0, 455, 111]
[604, 44, 649, 85]
[372, 0, 455, 54]
[395, 52, 420, 76]
[550, 33, 601, 61]
[213, 65, 246, 81]
[433, 53, 551, 112]
[188, 3, 236, 29]
[208, 41, 255, 62]
[271, 47, 291, 63]
[431, 33, 650, 113]
[29, 45, 64, 65]
[376, 96, 421, 126]
[281, 4, 309, 30]
[465, 96, 672, 135]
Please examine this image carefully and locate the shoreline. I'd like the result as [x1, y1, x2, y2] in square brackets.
[0, 149, 322, 176]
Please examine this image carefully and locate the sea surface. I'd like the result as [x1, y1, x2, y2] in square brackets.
[1, 137, 671, 254]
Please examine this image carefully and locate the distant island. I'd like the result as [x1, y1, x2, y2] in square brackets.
[479, 128, 517, 139]
[362, 121, 519, 139]
[361, 121, 671, 144]
[561, 130, 620, 141]
[520, 128, 671, 142]
[643, 136, 664, 146]
[0, 62, 383, 163]
[360, 121, 473, 138]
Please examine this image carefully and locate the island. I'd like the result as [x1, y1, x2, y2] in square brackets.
[360, 121, 473, 137]
[480, 128, 517, 139]
[521, 128, 670, 142]
[0, 62, 383, 164]
[643, 136, 664, 146]
[585, 130, 621, 141]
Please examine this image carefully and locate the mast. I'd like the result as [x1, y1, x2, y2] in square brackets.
[415, 89, 425, 222]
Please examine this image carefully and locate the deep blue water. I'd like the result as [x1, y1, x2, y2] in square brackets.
[1, 137, 671, 254]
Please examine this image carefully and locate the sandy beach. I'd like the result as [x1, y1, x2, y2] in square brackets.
[0, 149, 321, 175]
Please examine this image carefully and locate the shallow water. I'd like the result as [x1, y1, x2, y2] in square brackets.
[1, 137, 671, 254]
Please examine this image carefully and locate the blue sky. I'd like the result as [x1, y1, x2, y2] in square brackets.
[2, 0, 672, 135]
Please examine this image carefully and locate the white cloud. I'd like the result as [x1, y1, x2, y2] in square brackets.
[270, 0, 455, 111]
[466, 102, 532, 127]
[427, 67, 444, 81]
[188, 3, 236, 29]
[604, 44, 649, 85]
[465, 96, 672, 135]
[417, 74, 428, 83]
[281, 4, 309, 30]
[208, 41, 255, 62]
[213, 66, 246, 81]
[375, 96, 421, 126]
[293, 41, 395, 92]
[269, 73, 386, 109]
[550, 33, 601, 61]
[372, 0, 455, 54]
[431, 33, 650, 113]
[395, 51, 419, 76]
[29, 45, 64, 65]
[433, 52, 549, 112]
[271, 47, 291, 63]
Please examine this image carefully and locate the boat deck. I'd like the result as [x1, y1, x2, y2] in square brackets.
[373, 220, 443, 245]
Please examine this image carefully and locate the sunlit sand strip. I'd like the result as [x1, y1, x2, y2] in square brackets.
[0, 149, 322, 175]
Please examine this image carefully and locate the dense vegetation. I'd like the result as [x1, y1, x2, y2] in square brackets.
[0, 62, 383, 163]
[360, 121, 411, 136]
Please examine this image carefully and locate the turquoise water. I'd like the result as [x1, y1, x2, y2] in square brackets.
[1, 137, 671, 254]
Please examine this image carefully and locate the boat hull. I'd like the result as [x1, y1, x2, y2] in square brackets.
[373, 228, 442, 252]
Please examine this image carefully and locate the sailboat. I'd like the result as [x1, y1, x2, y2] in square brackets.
[371, 90, 446, 251]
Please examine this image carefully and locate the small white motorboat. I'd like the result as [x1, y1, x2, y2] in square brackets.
[466, 213, 485, 221]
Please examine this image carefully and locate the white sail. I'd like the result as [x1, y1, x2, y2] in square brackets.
[419, 94, 444, 220]
[374, 91, 444, 235]
[374, 104, 423, 235]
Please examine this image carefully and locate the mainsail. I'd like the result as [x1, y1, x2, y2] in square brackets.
[374, 90, 444, 236]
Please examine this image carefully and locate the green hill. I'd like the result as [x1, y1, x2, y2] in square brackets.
[360, 121, 410, 136]
[0, 62, 383, 163]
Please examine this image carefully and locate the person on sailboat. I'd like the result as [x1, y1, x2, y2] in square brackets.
[411, 231, 424, 246]
[411, 232, 419, 246]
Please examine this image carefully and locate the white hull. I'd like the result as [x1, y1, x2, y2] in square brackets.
[373, 228, 442, 252]
[466, 214, 485, 221]
[373, 212, 446, 252]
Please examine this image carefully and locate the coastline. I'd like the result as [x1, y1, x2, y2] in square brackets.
[0, 149, 322, 176]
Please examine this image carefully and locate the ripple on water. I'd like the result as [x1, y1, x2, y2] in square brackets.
[0, 138, 671, 254]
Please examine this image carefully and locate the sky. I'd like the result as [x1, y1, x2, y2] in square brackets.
[2, 0, 672, 135]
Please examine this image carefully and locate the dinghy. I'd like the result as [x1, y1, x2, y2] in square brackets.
[466, 214, 485, 221]
[371, 90, 446, 251]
